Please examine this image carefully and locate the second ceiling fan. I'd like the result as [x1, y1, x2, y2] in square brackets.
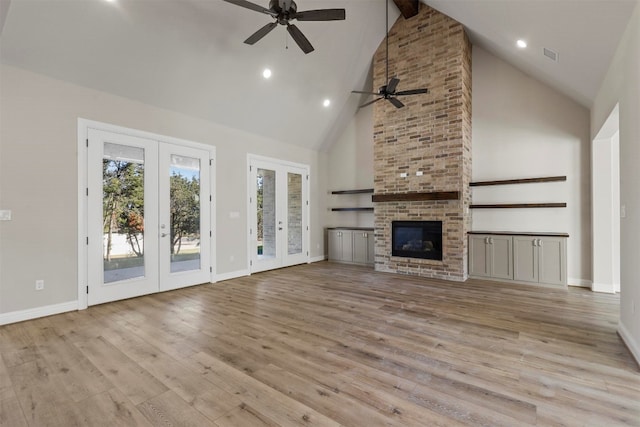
[352, 0, 428, 108]
[223, 0, 346, 54]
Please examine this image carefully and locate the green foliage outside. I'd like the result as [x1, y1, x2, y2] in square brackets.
[102, 161, 201, 262]
[103, 160, 144, 261]
[169, 172, 200, 255]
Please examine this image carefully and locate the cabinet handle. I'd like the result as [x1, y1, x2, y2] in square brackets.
[538, 239, 543, 247]
[489, 237, 493, 244]
[363, 233, 367, 238]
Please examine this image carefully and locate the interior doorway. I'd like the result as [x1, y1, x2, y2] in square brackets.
[248, 155, 309, 273]
[592, 104, 620, 293]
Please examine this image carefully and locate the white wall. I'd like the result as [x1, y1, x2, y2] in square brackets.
[325, 105, 374, 229]
[472, 47, 592, 285]
[0, 64, 327, 315]
[591, 2, 640, 364]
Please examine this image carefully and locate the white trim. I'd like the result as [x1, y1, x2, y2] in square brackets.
[568, 278, 593, 288]
[591, 282, 617, 293]
[216, 269, 250, 282]
[0, 301, 78, 326]
[618, 321, 640, 367]
[310, 255, 326, 263]
[78, 119, 89, 310]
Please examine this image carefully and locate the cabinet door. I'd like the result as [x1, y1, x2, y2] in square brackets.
[340, 230, 353, 262]
[353, 232, 369, 264]
[538, 237, 566, 285]
[513, 237, 539, 283]
[489, 235, 513, 279]
[469, 235, 491, 277]
[367, 232, 375, 265]
[328, 230, 342, 261]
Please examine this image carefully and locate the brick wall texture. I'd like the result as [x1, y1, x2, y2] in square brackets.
[373, 5, 472, 281]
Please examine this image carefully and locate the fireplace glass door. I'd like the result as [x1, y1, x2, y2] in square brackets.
[392, 221, 443, 260]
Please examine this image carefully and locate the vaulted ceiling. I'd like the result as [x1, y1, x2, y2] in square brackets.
[1, 0, 637, 150]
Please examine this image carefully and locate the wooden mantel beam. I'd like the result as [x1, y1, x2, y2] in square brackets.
[392, 0, 420, 19]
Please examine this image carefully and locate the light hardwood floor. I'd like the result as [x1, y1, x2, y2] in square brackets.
[1, 262, 639, 426]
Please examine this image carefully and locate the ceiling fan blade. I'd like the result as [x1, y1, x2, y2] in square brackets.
[296, 9, 346, 21]
[395, 88, 429, 96]
[389, 97, 405, 108]
[222, 0, 276, 16]
[287, 24, 314, 54]
[351, 90, 380, 95]
[359, 97, 384, 109]
[386, 77, 400, 94]
[244, 22, 278, 45]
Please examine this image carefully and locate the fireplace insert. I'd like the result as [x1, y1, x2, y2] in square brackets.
[392, 221, 443, 260]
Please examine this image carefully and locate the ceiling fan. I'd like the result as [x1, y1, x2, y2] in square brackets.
[352, 0, 428, 108]
[222, 0, 346, 54]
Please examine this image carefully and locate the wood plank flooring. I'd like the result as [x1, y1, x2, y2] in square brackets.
[1, 262, 639, 426]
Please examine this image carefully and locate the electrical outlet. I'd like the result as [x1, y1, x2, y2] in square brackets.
[35, 280, 44, 291]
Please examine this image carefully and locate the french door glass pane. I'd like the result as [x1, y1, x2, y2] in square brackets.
[287, 172, 303, 255]
[103, 142, 145, 283]
[257, 168, 276, 258]
[169, 154, 201, 273]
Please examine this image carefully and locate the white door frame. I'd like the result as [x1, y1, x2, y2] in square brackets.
[246, 154, 310, 274]
[77, 118, 216, 310]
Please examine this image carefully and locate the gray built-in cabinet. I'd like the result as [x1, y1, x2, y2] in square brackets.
[469, 234, 513, 280]
[469, 232, 567, 287]
[328, 228, 374, 266]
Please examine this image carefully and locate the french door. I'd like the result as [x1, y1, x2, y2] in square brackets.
[87, 129, 212, 305]
[249, 156, 309, 273]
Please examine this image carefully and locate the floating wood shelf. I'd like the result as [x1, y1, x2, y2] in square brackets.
[331, 189, 374, 195]
[372, 191, 460, 203]
[470, 176, 566, 187]
[470, 203, 567, 209]
[330, 207, 374, 212]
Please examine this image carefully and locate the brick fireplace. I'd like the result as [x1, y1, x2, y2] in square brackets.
[373, 5, 472, 281]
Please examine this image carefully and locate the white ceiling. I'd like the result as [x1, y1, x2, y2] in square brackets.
[1, 0, 637, 151]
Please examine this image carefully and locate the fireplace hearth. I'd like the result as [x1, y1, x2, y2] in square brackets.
[392, 221, 443, 261]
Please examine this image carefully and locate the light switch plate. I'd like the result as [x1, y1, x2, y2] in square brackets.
[0, 210, 11, 221]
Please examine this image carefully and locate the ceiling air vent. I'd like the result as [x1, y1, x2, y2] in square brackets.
[543, 47, 559, 62]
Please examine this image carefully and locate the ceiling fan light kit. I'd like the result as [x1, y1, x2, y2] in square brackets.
[223, 0, 346, 54]
[352, 0, 428, 109]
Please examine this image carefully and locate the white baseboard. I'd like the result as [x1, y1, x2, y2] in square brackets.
[0, 300, 78, 326]
[591, 282, 617, 293]
[216, 269, 250, 282]
[618, 321, 640, 367]
[568, 278, 592, 288]
[310, 255, 326, 263]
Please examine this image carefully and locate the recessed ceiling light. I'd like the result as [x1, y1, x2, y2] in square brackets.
[262, 68, 272, 79]
[516, 39, 527, 49]
[323, 99, 331, 107]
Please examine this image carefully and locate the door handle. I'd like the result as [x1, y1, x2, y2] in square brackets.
[161, 233, 168, 237]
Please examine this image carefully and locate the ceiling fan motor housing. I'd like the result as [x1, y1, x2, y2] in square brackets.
[270, 0, 297, 24]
